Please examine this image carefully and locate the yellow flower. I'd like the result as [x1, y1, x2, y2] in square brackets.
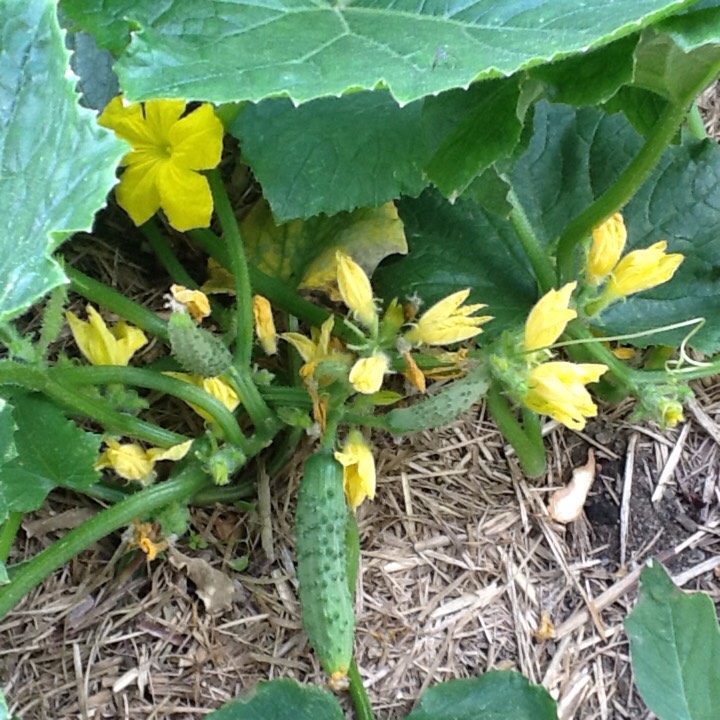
[66, 305, 147, 365]
[523, 361, 608, 430]
[524, 282, 577, 352]
[252, 295, 277, 355]
[170, 284, 211, 323]
[131, 522, 167, 561]
[660, 399, 684, 428]
[402, 350, 426, 392]
[606, 241, 684, 298]
[164, 372, 240, 423]
[282, 317, 349, 380]
[334, 431, 376, 511]
[336, 251, 377, 331]
[587, 213, 627, 285]
[349, 352, 389, 394]
[95, 439, 192, 484]
[404, 289, 492, 346]
[98, 96, 223, 231]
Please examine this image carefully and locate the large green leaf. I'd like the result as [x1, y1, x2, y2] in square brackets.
[0, 393, 101, 523]
[104, 0, 691, 104]
[230, 92, 430, 221]
[656, 0, 720, 50]
[205, 679, 343, 720]
[625, 562, 720, 720]
[0, 0, 127, 323]
[511, 101, 720, 351]
[405, 670, 557, 720]
[373, 190, 537, 341]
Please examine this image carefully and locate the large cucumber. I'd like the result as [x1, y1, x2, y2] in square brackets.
[295, 451, 354, 685]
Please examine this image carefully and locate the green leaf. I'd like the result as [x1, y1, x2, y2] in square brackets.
[66, 31, 119, 111]
[0, 562, 8, 586]
[373, 191, 537, 340]
[656, 0, 720, 50]
[0, 393, 101, 522]
[0, 0, 127, 323]
[205, 679, 343, 720]
[405, 670, 557, 720]
[230, 92, 430, 221]
[603, 86, 671, 137]
[111, 0, 691, 105]
[240, 200, 407, 291]
[529, 35, 638, 106]
[633, 29, 720, 103]
[625, 562, 720, 720]
[0, 399, 17, 466]
[423, 78, 523, 199]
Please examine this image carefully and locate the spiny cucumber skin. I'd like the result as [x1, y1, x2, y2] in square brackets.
[296, 451, 354, 679]
[168, 312, 232, 377]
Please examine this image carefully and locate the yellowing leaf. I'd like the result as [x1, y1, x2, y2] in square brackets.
[240, 199, 407, 294]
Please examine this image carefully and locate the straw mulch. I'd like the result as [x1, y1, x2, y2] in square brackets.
[1, 84, 719, 720]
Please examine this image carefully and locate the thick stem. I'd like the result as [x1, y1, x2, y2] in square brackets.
[0, 361, 186, 447]
[226, 366, 278, 438]
[51, 365, 247, 451]
[556, 59, 720, 282]
[507, 188, 556, 293]
[486, 383, 546, 477]
[0, 465, 212, 619]
[141, 220, 197, 289]
[207, 169, 254, 367]
[0, 513, 23, 563]
[66, 266, 169, 341]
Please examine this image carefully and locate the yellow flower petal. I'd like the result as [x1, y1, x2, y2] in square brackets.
[587, 213, 627, 285]
[164, 372, 240, 423]
[607, 242, 684, 298]
[404, 289, 492, 346]
[281, 332, 317, 364]
[402, 350, 426, 392]
[349, 353, 389, 394]
[66, 305, 147, 366]
[252, 295, 277, 355]
[524, 282, 577, 352]
[156, 161, 214, 231]
[169, 104, 224, 170]
[170, 284, 211, 323]
[523, 361, 608, 430]
[115, 159, 163, 225]
[95, 439, 155, 482]
[336, 251, 377, 331]
[146, 439, 193, 463]
[334, 432, 376, 511]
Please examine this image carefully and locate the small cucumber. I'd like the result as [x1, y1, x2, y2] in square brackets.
[168, 312, 232, 377]
[295, 451, 354, 685]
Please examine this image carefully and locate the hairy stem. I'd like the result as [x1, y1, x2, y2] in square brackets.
[0, 513, 24, 564]
[141, 220, 197, 289]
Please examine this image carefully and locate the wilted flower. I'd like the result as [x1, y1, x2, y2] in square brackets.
[98, 96, 223, 231]
[336, 251, 377, 332]
[660, 400, 684, 428]
[95, 439, 192, 484]
[606, 242, 683, 298]
[334, 431, 376, 511]
[349, 352, 389, 394]
[587, 213, 627, 285]
[170, 284, 211, 323]
[164, 372, 240, 423]
[402, 350, 426, 392]
[524, 283, 577, 352]
[404, 289, 492, 346]
[66, 305, 147, 366]
[523, 361, 608, 430]
[252, 295, 277, 355]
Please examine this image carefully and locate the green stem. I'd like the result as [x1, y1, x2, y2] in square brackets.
[0, 464, 212, 619]
[207, 169, 254, 367]
[348, 659, 375, 720]
[0, 361, 186, 447]
[507, 188, 556, 293]
[0, 512, 23, 563]
[66, 266, 169, 341]
[486, 383, 546, 477]
[50, 365, 247, 451]
[556, 62, 720, 282]
[226, 365, 278, 437]
[141, 220, 197, 289]
[687, 102, 708, 140]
